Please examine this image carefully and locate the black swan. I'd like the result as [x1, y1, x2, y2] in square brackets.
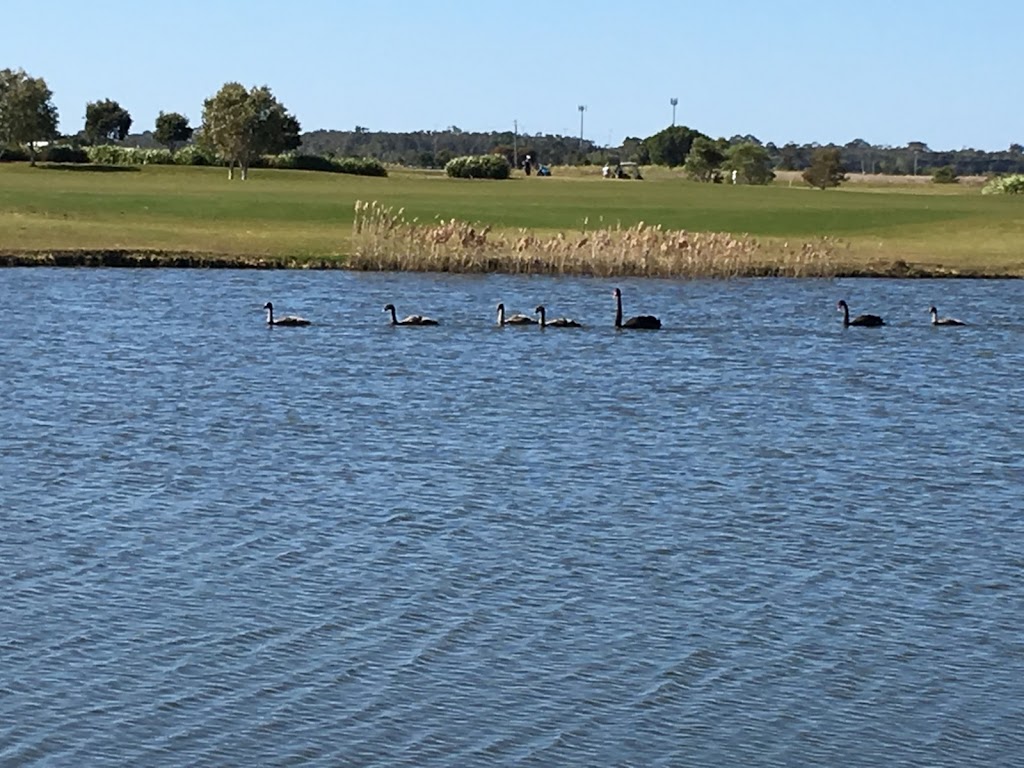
[496, 303, 536, 325]
[837, 300, 884, 327]
[930, 306, 965, 326]
[535, 305, 582, 328]
[384, 303, 439, 326]
[264, 302, 311, 327]
[613, 288, 661, 329]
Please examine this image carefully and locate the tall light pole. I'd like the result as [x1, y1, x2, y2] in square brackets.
[513, 119, 518, 170]
[578, 105, 587, 152]
[670, 97, 678, 126]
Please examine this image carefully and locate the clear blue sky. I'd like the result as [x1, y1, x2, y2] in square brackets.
[6, 0, 1020, 151]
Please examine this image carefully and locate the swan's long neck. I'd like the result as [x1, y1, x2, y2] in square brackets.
[615, 294, 623, 327]
[538, 307, 546, 328]
[497, 305, 504, 325]
[930, 308, 938, 324]
[388, 306, 398, 325]
[841, 304, 850, 326]
[266, 306, 274, 324]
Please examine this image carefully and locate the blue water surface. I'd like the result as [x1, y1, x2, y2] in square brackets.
[1, 268, 1022, 767]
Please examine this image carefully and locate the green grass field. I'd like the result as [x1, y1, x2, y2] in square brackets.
[1, 162, 1022, 274]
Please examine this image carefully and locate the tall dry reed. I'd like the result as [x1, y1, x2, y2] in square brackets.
[350, 200, 844, 278]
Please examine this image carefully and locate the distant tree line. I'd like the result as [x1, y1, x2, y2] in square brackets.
[300, 126, 599, 170]
[768, 138, 1024, 177]
[3, 65, 1023, 180]
[297, 127, 1024, 177]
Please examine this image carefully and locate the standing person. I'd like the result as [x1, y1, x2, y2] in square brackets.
[523, 154, 532, 176]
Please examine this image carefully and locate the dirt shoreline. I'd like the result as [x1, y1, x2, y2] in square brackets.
[1, 249, 1018, 278]
[0, 250, 344, 269]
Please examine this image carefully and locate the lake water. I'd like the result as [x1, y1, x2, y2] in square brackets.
[2, 268, 1023, 767]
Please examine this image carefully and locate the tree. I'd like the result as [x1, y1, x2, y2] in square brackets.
[154, 111, 193, 154]
[620, 136, 649, 164]
[201, 82, 300, 180]
[84, 99, 132, 144]
[722, 141, 775, 185]
[802, 147, 847, 189]
[0, 68, 59, 165]
[644, 125, 705, 167]
[683, 136, 727, 182]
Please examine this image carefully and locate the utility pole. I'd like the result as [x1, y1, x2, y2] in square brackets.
[670, 97, 678, 126]
[513, 119, 518, 170]
[578, 105, 587, 152]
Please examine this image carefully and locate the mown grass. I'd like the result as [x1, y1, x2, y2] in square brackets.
[1, 162, 1022, 274]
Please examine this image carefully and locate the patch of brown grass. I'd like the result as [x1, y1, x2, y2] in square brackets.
[773, 170, 987, 189]
[350, 200, 845, 278]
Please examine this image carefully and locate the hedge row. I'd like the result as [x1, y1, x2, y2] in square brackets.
[1, 144, 386, 175]
[262, 153, 387, 176]
[445, 154, 510, 179]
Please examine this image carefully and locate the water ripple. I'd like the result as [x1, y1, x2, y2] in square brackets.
[2, 269, 1023, 766]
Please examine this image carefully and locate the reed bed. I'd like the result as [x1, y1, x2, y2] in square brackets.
[351, 200, 845, 278]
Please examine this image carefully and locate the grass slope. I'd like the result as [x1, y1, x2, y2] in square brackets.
[1, 163, 1021, 273]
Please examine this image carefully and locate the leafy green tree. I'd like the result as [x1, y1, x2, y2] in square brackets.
[0, 68, 59, 165]
[85, 99, 132, 144]
[802, 147, 847, 189]
[683, 136, 727, 182]
[931, 165, 958, 184]
[201, 82, 300, 180]
[154, 111, 193, 154]
[644, 125, 704, 167]
[722, 142, 775, 185]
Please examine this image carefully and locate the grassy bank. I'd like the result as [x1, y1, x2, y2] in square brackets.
[1, 162, 1022, 275]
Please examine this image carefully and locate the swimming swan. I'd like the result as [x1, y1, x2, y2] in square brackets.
[496, 303, 536, 325]
[929, 306, 965, 326]
[264, 302, 311, 327]
[613, 288, 661, 329]
[535, 305, 582, 328]
[384, 303, 439, 326]
[837, 300, 884, 327]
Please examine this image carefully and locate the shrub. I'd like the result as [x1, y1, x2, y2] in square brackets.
[981, 174, 1024, 195]
[263, 153, 388, 176]
[86, 146, 174, 165]
[445, 154, 510, 179]
[138, 148, 174, 165]
[266, 152, 337, 172]
[932, 166, 959, 184]
[0, 145, 30, 162]
[332, 157, 387, 177]
[173, 144, 216, 166]
[41, 145, 89, 163]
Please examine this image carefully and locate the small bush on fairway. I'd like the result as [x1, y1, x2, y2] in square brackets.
[445, 155, 510, 179]
[982, 174, 1024, 195]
